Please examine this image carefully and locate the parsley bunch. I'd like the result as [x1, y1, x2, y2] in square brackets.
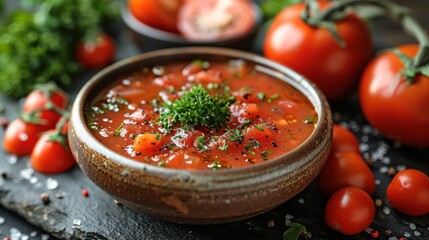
[0, 0, 118, 98]
[158, 85, 233, 131]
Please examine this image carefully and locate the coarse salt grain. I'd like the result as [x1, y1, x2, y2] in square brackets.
[0, 216, 5, 224]
[414, 231, 421, 236]
[409, 223, 416, 230]
[379, 166, 388, 174]
[383, 207, 391, 215]
[298, 198, 305, 204]
[396, 165, 406, 171]
[375, 179, 381, 185]
[388, 237, 398, 240]
[41, 234, 50, 240]
[404, 232, 411, 237]
[8, 155, 17, 165]
[72, 219, 82, 226]
[46, 178, 59, 190]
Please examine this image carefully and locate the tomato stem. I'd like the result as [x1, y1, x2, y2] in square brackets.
[307, 0, 429, 67]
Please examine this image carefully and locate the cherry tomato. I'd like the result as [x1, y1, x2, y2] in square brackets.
[3, 118, 50, 156]
[128, 0, 182, 33]
[76, 33, 116, 69]
[23, 86, 68, 129]
[386, 169, 429, 216]
[331, 125, 360, 153]
[30, 131, 76, 174]
[359, 44, 429, 148]
[263, 1, 373, 101]
[317, 151, 375, 195]
[177, 0, 256, 42]
[325, 186, 375, 235]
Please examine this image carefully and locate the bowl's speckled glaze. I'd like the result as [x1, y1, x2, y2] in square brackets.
[69, 47, 333, 224]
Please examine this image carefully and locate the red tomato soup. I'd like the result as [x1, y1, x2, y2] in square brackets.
[86, 59, 317, 170]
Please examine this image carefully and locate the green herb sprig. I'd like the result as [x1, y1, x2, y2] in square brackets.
[158, 85, 233, 131]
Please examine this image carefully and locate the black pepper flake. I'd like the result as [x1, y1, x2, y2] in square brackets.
[272, 142, 278, 147]
[55, 193, 64, 199]
[40, 193, 50, 205]
[1, 172, 7, 180]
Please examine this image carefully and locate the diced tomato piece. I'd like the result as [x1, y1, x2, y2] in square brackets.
[133, 133, 162, 153]
[154, 73, 185, 87]
[243, 103, 259, 119]
[233, 92, 259, 103]
[193, 70, 223, 84]
[243, 125, 273, 146]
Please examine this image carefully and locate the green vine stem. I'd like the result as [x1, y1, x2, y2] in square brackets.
[302, 0, 429, 68]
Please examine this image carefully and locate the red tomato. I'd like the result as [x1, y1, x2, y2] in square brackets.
[3, 118, 50, 156]
[177, 0, 256, 42]
[23, 86, 68, 129]
[386, 169, 429, 216]
[31, 131, 76, 174]
[76, 33, 116, 69]
[359, 44, 429, 148]
[128, 0, 182, 33]
[316, 151, 375, 195]
[332, 125, 360, 153]
[325, 187, 375, 235]
[263, 1, 373, 101]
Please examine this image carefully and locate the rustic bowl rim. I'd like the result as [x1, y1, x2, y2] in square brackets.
[71, 47, 331, 177]
[120, 1, 263, 44]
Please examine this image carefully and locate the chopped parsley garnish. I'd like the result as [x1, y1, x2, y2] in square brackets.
[158, 85, 233, 131]
[192, 59, 210, 69]
[227, 129, 244, 143]
[255, 124, 264, 131]
[208, 161, 222, 170]
[217, 141, 228, 151]
[244, 140, 261, 151]
[157, 161, 166, 167]
[261, 149, 274, 160]
[267, 93, 280, 102]
[256, 92, 265, 100]
[304, 117, 315, 124]
[113, 123, 125, 136]
[197, 136, 209, 152]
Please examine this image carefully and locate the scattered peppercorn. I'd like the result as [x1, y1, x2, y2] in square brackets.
[387, 167, 396, 176]
[383, 229, 392, 236]
[370, 229, 379, 238]
[1, 172, 7, 180]
[40, 192, 50, 205]
[375, 199, 383, 207]
[82, 189, 89, 197]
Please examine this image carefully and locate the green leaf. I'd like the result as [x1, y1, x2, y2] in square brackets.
[283, 223, 307, 240]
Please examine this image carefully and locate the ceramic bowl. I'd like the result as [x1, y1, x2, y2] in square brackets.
[120, 3, 262, 51]
[69, 47, 333, 224]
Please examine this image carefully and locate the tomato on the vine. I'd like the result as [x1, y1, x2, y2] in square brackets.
[3, 118, 50, 156]
[263, 1, 373, 101]
[386, 169, 429, 216]
[76, 33, 116, 69]
[316, 151, 375, 195]
[31, 131, 76, 174]
[23, 85, 68, 129]
[128, 0, 182, 33]
[359, 44, 429, 148]
[325, 186, 375, 235]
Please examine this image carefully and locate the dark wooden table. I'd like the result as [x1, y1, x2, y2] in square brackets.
[1, 1, 429, 239]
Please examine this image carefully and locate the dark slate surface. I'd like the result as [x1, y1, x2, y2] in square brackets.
[1, 1, 429, 239]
